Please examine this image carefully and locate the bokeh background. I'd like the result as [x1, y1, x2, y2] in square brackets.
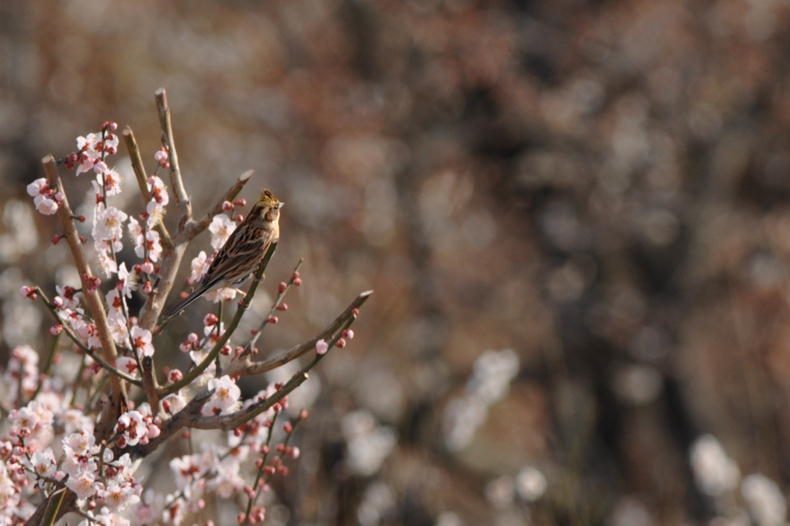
[2, 0, 790, 524]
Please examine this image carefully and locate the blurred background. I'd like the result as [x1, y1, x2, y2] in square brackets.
[2, 0, 790, 524]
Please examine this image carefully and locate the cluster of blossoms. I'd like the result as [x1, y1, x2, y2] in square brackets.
[3, 114, 364, 525]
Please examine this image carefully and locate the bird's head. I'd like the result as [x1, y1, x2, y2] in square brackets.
[255, 188, 282, 222]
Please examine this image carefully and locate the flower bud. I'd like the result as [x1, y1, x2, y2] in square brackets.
[293, 278, 302, 287]
[50, 324, 63, 336]
[342, 329, 354, 340]
[266, 315, 278, 324]
[278, 282, 287, 293]
[315, 339, 328, 356]
[141, 261, 154, 274]
[222, 201, 234, 211]
[277, 303, 288, 311]
[234, 198, 246, 207]
[336, 338, 347, 349]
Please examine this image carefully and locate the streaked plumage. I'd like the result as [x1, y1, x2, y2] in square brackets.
[162, 188, 282, 322]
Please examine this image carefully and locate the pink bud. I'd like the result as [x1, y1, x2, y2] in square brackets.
[147, 424, 161, 438]
[188, 332, 199, 343]
[53, 192, 64, 203]
[234, 198, 247, 207]
[163, 400, 171, 413]
[237, 513, 246, 524]
[168, 369, 183, 383]
[342, 329, 354, 340]
[179, 342, 191, 353]
[315, 339, 328, 355]
[289, 446, 300, 459]
[160, 160, 170, 169]
[234, 214, 243, 223]
[266, 315, 278, 324]
[336, 338, 347, 349]
[51, 234, 63, 245]
[221, 344, 232, 356]
[283, 422, 293, 434]
[222, 201, 234, 211]
[300, 409, 308, 419]
[293, 278, 302, 287]
[142, 281, 153, 295]
[141, 261, 154, 274]
[277, 303, 288, 311]
[93, 161, 108, 174]
[50, 324, 63, 336]
[352, 308, 360, 317]
[204, 314, 219, 326]
[278, 282, 287, 293]
[154, 150, 168, 162]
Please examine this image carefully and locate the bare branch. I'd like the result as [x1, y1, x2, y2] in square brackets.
[155, 89, 190, 216]
[225, 290, 373, 378]
[42, 155, 128, 404]
[189, 169, 254, 239]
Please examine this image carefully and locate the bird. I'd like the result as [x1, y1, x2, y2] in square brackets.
[162, 188, 282, 322]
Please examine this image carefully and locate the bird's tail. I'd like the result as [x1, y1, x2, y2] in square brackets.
[160, 287, 208, 324]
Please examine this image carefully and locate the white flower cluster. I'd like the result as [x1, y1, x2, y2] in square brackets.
[689, 434, 788, 526]
[442, 348, 520, 451]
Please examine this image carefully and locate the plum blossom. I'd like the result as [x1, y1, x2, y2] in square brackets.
[209, 214, 236, 249]
[3, 345, 39, 402]
[128, 217, 163, 262]
[28, 449, 56, 479]
[190, 251, 210, 283]
[131, 326, 154, 358]
[114, 411, 148, 447]
[117, 262, 137, 298]
[64, 430, 100, 457]
[93, 206, 128, 251]
[201, 375, 241, 416]
[117, 357, 139, 377]
[26, 178, 59, 215]
[67, 471, 101, 499]
[75, 133, 102, 175]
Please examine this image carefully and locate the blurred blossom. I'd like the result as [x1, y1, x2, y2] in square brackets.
[435, 512, 464, 526]
[354, 368, 405, 422]
[741, 474, 787, 526]
[637, 208, 679, 247]
[541, 201, 587, 252]
[3, 296, 42, 347]
[0, 200, 39, 264]
[342, 410, 398, 477]
[486, 476, 514, 509]
[629, 326, 671, 361]
[357, 481, 396, 526]
[689, 434, 740, 497]
[608, 498, 655, 526]
[444, 349, 520, 451]
[748, 253, 786, 290]
[467, 349, 520, 405]
[515, 466, 547, 502]
[612, 364, 663, 405]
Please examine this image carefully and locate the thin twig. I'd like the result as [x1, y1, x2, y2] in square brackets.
[225, 290, 373, 378]
[122, 126, 173, 249]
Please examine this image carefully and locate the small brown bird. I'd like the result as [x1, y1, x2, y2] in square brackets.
[162, 188, 282, 321]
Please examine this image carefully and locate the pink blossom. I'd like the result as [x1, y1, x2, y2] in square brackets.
[208, 214, 236, 250]
[315, 339, 329, 355]
[116, 357, 138, 377]
[190, 251, 210, 282]
[66, 471, 100, 499]
[131, 326, 154, 358]
[202, 376, 241, 416]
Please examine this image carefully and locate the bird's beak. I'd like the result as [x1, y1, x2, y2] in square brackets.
[279, 202, 285, 208]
